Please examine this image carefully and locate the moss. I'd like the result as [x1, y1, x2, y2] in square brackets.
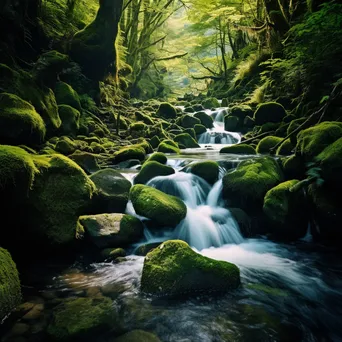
[114, 330, 161, 342]
[286, 118, 306, 144]
[259, 122, 280, 134]
[149, 135, 161, 149]
[157, 142, 180, 154]
[202, 97, 220, 109]
[194, 124, 207, 135]
[256, 136, 283, 154]
[180, 114, 201, 129]
[220, 144, 256, 155]
[296, 121, 342, 161]
[276, 139, 294, 156]
[101, 247, 126, 260]
[89, 168, 131, 214]
[146, 152, 167, 165]
[222, 157, 283, 212]
[263, 180, 307, 239]
[230, 105, 253, 120]
[90, 142, 107, 154]
[69, 151, 100, 174]
[282, 155, 306, 180]
[55, 82, 82, 111]
[174, 133, 200, 148]
[79, 213, 143, 248]
[275, 122, 290, 137]
[114, 146, 146, 163]
[135, 111, 154, 125]
[129, 122, 147, 137]
[193, 112, 214, 128]
[47, 297, 116, 341]
[55, 136, 77, 155]
[283, 114, 296, 124]
[130, 185, 187, 227]
[155, 103, 177, 119]
[190, 161, 219, 185]
[141, 240, 240, 297]
[0, 248, 21, 321]
[146, 124, 169, 141]
[184, 106, 195, 113]
[134, 161, 175, 184]
[134, 139, 153, 154]
[58, 105, 80, 136]
[0, 93, 46, 145]
[184, 128, 196, 139]
[224, 115, 239, 131]
[253, 102, 287, 125]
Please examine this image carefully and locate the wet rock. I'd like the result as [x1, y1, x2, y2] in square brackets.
[101, 248, 126, 260]
[134, 242, 162, 256]
[113, 330, 161, 342]
[134, 161, 174, 185]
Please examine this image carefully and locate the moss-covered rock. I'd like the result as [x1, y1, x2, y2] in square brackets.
[130, 185, 186, 227]
[259, 122, 280, 134]
[0, 93, 46, 145]
[114, 145, 146, 163]
[202, 97, 220, 109]
[135, 111, 154, 125]
[0, 248, 21, 321]
[296, 121, 342, 161]
[47, 297, 117, 341]
[194, 124, 207, 135]
[58, 105, 80, 136]
[263, 180, 307, 240]
[224, 115, 239, 131]
[174, 133, 200, 148]
[134, 161, 175, 184]
[184, 106, 195, 113]
[69, 151, 100, 174]
[157, 141, 180, 154]
[230, 104, 253, 121]
[89, 168, 131, 213]
[220, 144, 256, 155]
[156, 102, 177, 119]
[114, 330, 161, 342]
[222, 157, 283, 212]
[276, 139, 294, 156]
[254, 102, 286, 125]
[55, 136, 77, 155]
[180, 114, 201, 129]
[282, 155, 306, 180]
[256, 136, 283, 154]
[101, 247, 126, 261]
[190, 161, 219, 185]
[54, 82, 82, 111]
[141, 240, 240, 297]
[194, 112, 214, 128]
[184, 128, 196, 139]
[129, 122, 147, 137]
[148, 136, 161, 149]
[146, 152, 167, 165]
[244, 115, 255, 128]
[287, 118, 306, 145]
[79, 213, 143, 248]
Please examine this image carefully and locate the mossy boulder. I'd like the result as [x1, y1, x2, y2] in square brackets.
[220, 144, 256, 155]
[230, 105, 253, 121]
[148, 136, 161, 149]
[89, 169, 131, 213]
[141, 240, 240, 297]
[194, 124, 207, 135]
[135, 111, 154, 125]
[202, 97, 220, 109]
[184, 128, 196, 139]
[0, 93, 46, 145]
[69, 151, 100, 174]
[55, 136, 77, 155]
[256, 136, 283, 154]
[129, 122, 147, 137]
[58, 105, 80, 136]
[54, 82, 81, 111]
[157, 141, 180, 154]
[47, 297, 117, 341]
[222, 157, 283, 212]
[180, 114, 201, 129]
[276, 139, 294, 156]
[259, 122, 280, 134]
[130, 185, 186, 227]
[146, 152, 167, 165]
[253, 102, 286, 125]
[287, 118, 306, 145]
[134, 161, 175, 185]
[114, 146, 146, 163]
[296, 121, 342, 161]
[282, 155, 306, 180]
[184, 106, 195, 113]
[156, 103, 177, 119]
[174, 133, 200, 148]
[101, 247, 126, 261]
[244, 115, 255, 128]
[263, 180, 308, 240]
[190, 161, 219, 185]
[224, 115, 239, 131]
[0, 248, 21, 321]
[194, 112, 214, 128]
[114, 330, 161, 342]
[79, 213, 143, 248]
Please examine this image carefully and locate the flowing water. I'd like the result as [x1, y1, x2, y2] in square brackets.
[2, 108, 342, 342]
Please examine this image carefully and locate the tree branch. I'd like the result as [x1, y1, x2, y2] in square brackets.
[156, 52, 188, 61]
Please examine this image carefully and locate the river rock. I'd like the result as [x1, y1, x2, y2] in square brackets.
[134, 161, 174, 184]
[174, 133, 200, 148]
[253, 102, 287, 125]
[194, 111, 214, 128]
[130, 185, 187, 227]
[190, 161, 219, 185]
[79, 213, 144, 248]
[141, 240, 240, 297]
[113, 330, 161, 342]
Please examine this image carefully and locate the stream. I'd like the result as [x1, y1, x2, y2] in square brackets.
[2, 108, 342, 342]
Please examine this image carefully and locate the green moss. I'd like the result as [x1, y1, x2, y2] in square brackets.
[184, 106, 195, 113]
[256, 136, 283, 154]
[0, 248, 21, 321]
[282, 155, 306, 180]
[296, 121, 342, 161]
[230, 105, 253, 120]
[157, 142, 180, 154]
[180, 115, 201, 129]
[146, 152, 167, 165]
[222, 157, 283, 212]
[55, 82, 82, 111]
[135, 111, 154, 125]
[220, 144, 256, 155]
[130, 185, 187, 227]
[114, 146, 146, 163]
[129, 122, 147, 137]
[194, 124, 207, 135]
[174, 133, 200, 148]
[101, 247, 126, 261]
[287, 118, 306, 145]
[202, 97, 220, 109]
[224, 115, 239, 131]
[58, 105, 80, 136]
[114, 330, 161, 342]
[141, 240, 240, 297]
[89, 168, 131, 214]
[155, 103, 177, 119]
[134, 161, 175, 185]
[0, 93, 46, 145]
[259, 122, 280, 134]
[69, 151, 100, 174]
[254, 102, 287, 125]
[55, 136, 77, 155]
[47, 297, 116, 341]
[184, 128, 196, 139]
[146, 124, 169, 141]
[190, 161, 219, 185]
[276, 139, 294, 156]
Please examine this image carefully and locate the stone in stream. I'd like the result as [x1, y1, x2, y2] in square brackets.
[79, 213, 144, 248]
[190, 161, 219, 185]
[194, 111, 214, 128]
[141, 240, 240, 297]
[134, 161, 174, 184]
[253, 102, 287, 125]
[113, 330, 161, 342]
[174, 133, 200, 148]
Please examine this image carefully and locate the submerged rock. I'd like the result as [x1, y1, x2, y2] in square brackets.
[141, 240, 240, 297]
[130, 185, 187, 227]
[134, 161, 174, 184]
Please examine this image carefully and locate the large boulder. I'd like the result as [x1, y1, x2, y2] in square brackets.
[0, 248, 21, 321]
[263, 180, 308, 240]
[180, 114, 201, 129]
[256, 136, 283, 154]
[58, 104, 80, 136]
[89, 169, 131, 213]
[155, 102, 177, 119]
[230, 104, 253, 121]
[253, 102, 287, 125]
[134, 161, 175, 185]
[79, 213, 144, 248]
[174, 133, 200, 148]
[130, 185, 187, 227]
[141, 240, 240, 297]
[202, 97, 220, 109]
[222, 157, 283, 212]
[54, 81, 81, 111]
[194, 112, 214, 128]
[190, 161, 219, 185]
[69, 151, 100, 174]
[220, 144, 256, 155]
[114, 145, 146, 163]
[224, 115, 239, 131]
